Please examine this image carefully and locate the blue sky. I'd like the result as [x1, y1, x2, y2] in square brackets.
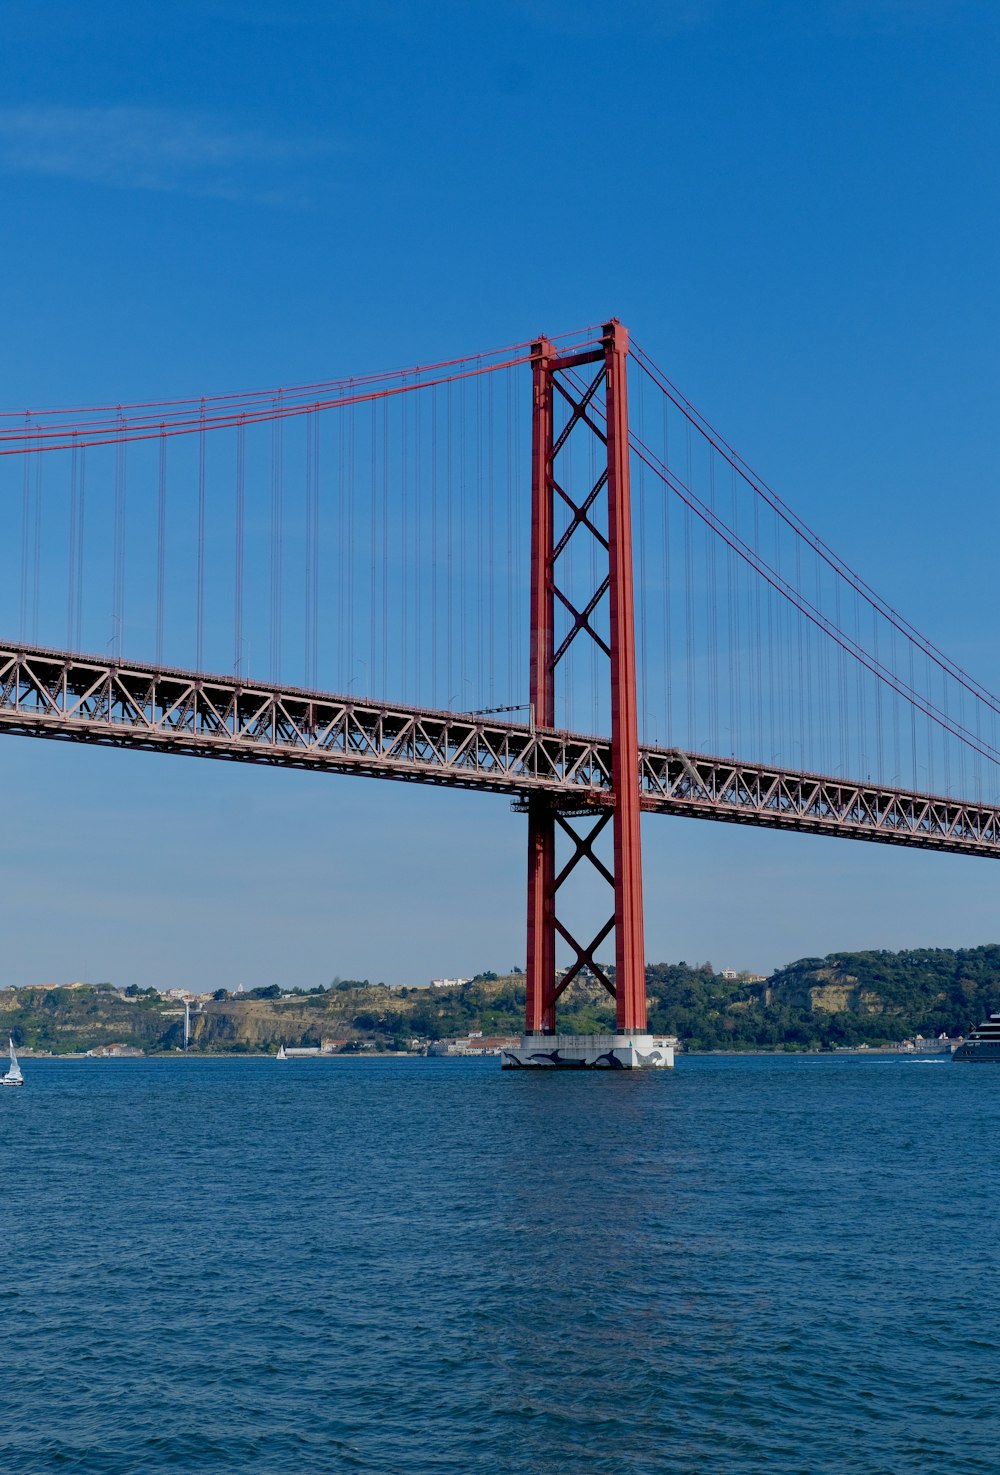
[1, 0, 999, 989]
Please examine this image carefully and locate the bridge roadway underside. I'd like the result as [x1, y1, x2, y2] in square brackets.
[3, 641, 1000, 859]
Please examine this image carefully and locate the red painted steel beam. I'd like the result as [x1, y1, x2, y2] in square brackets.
[603, 320, 647, 1034]
[521, 321, 650, 1036]
[526, 337, 557, 1035]
[546, 348, 604, 374]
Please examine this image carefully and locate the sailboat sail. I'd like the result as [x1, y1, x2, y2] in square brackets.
[2, 1037, 23, 1085]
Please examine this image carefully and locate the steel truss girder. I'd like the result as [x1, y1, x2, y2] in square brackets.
[638, 748, 1000, 856]
[0, 641, 612, 798]
[1, 640, 1000, 860]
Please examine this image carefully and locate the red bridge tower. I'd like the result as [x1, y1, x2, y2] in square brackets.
[505, 320, 672, 1069]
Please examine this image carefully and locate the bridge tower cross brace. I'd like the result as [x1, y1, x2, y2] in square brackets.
[524, 319, 647, 1038]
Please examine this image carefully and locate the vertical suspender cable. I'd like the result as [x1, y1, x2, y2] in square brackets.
[307, 410, 315, 687]
[890, 624, 901, 784]
[769, 510, 780, 762]
[505, 368, 514, 708]
[835, 577, 846, 772]
[67, 435, 79, 649]
[446, 380, 454, 706]
[795, 540, 805, 768]
[382, 398, 389, 698]
[371, 400, 378, 698]
[235, 417, 246, 676]
[75, 446, 86, 648]
[590, 403, 598, 732]
[637, 371, 648, 743]
[786, 554, 797, 769]
[271, 395, 284, 682]
[728, 466, 739, 755]
[197, 402, 206, 671]
[873, 609, 884, 781]
[459, 378, 467, 703]
[662, 393, 673, 745]
[19, 414, 31, 641]
[706, 449, 718, 750]
[563, 388, 572, 732]
[925, 651, 935, 789]
[487, 370, 495, 705]
[415, 381, 422, 701]
[810, 550, 820, 772]
[825, 556, 835, 775]
[345, 402, 352, 692]
[337, 397, 346, 687]
[909, 643, 918, 790]
[401, 384, 408, 701]
[773, 510, 785, 763]
[941, 666, 951, 795]
[156, 426, 167, 665]
[431, 384, 438, 706]
[112, 409, 126, 657]
[306, 409, 318, 689]
[751, 493, 761, 760]
[684, 426, 694, 748]
[32, 431, 44, 643]
[312, 409, 320, 688]
[512, 369, 523, 710]
[973, 692, 983, 802]
[854, 588, 867, 775]
[476, 363, 484, 707]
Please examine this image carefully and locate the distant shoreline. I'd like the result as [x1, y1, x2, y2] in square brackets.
[17, 1044, 955, 1061]
[14, 1050, 416, 1061]
[683, 1046, 953, 1057]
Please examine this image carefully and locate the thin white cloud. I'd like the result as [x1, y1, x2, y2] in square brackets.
[0, 106, 340, 202]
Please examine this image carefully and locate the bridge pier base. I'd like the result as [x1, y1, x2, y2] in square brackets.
[501, 1033, 674, 1070]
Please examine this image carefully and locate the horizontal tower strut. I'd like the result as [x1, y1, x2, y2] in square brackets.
[2, 642, 1000, 860]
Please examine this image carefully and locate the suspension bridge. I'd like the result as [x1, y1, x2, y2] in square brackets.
[2, 320, 998, 1066]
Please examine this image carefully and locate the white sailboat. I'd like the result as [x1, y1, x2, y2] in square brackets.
[276, 1044, 288, 1061]
[2, 1038, 24, 1087]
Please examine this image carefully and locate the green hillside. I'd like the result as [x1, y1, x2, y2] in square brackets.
[4, 945, 1000, 1053]
[644, 946, 1000, 1048]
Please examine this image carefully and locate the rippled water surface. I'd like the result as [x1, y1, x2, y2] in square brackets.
[3, 1053, 998, 1473]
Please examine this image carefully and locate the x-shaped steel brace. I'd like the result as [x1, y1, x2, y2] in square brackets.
[551, 470, 609, 560]
[549, 809, 617, 1001]
[552, 578, 612, 668]
[551, 368, 608, 452]
[553, 808, 615, 889]
[552, 916, 615, 1001]
[547, 365, 615, 675]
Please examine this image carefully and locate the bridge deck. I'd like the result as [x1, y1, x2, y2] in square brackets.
[2, 641, 1000, 859]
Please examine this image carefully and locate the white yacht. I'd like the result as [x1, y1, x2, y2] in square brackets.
[276, 1044, 288, 1061]
[952, 1013, 1000, 1063]
[2, 1038, 24, 1087]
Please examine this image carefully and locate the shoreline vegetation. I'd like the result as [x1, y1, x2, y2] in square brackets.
[1, 944, 997, 1056]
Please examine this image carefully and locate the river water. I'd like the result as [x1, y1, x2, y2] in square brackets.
[2, 1053, 997, 1473]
